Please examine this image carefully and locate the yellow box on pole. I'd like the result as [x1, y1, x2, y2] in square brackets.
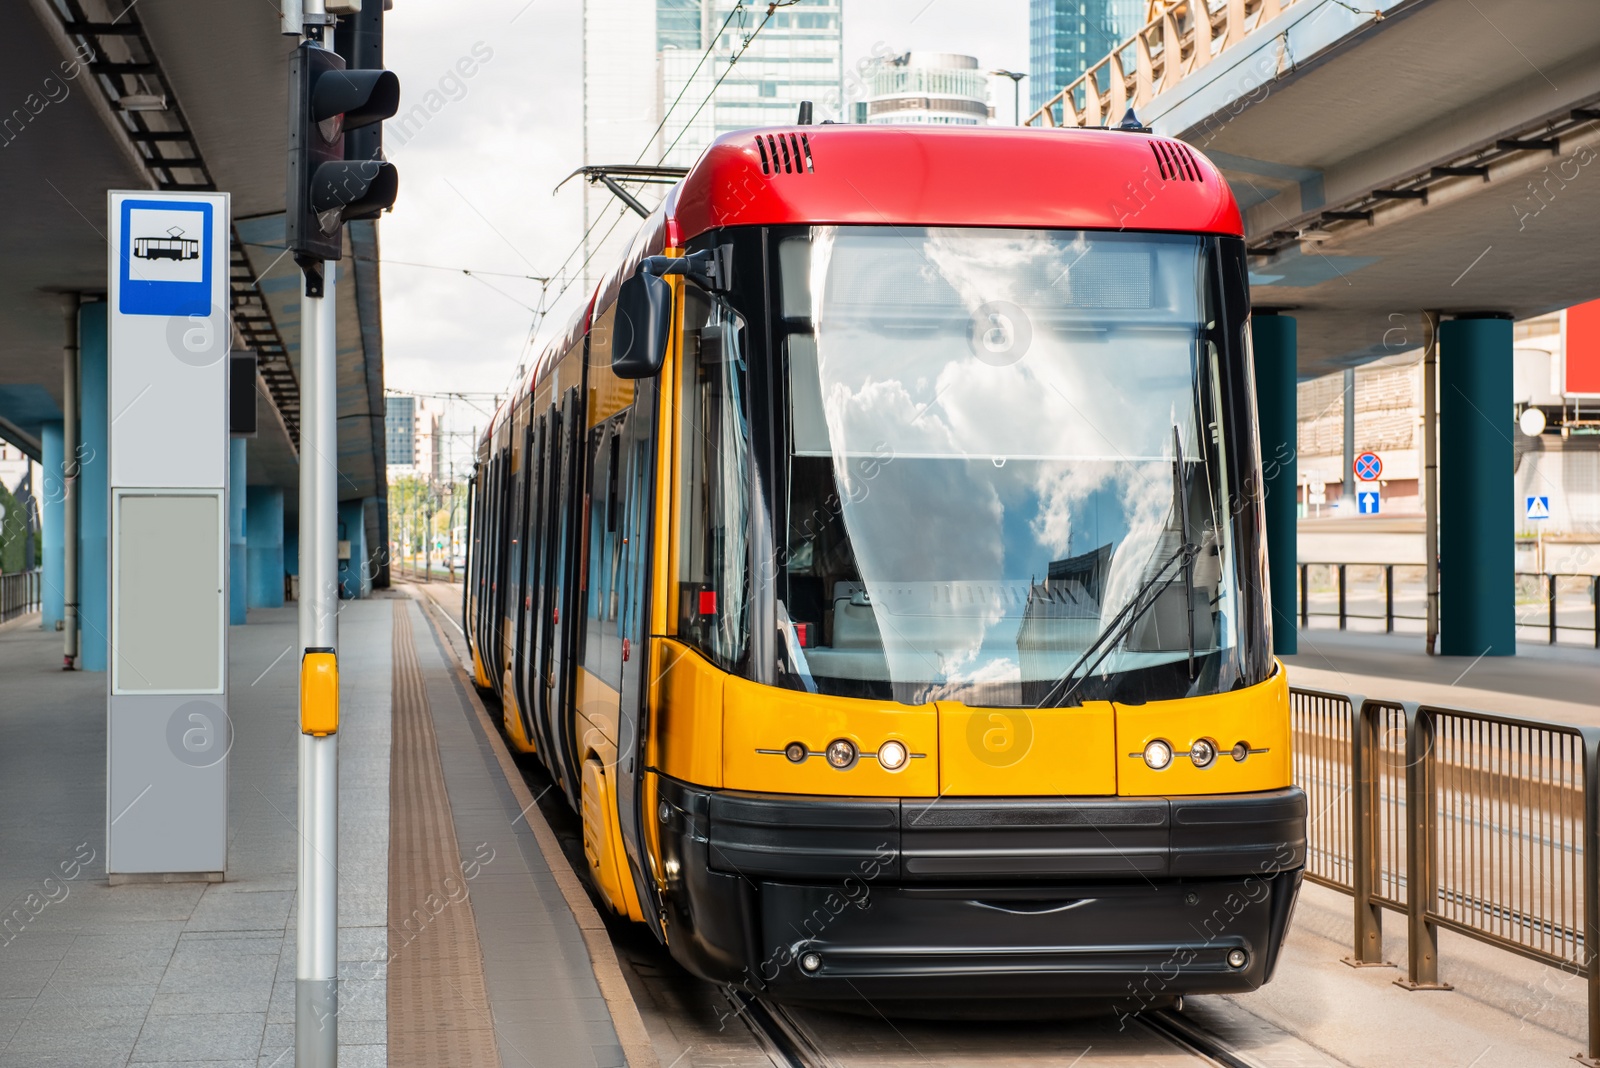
[300, 650, 339, 736]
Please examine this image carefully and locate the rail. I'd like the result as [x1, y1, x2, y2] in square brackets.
[1025, 0, 1305, 128]
[1297, 563, 1600, 647]
[1291, 685, 1600, 1060]
[1, 570, 40, 623]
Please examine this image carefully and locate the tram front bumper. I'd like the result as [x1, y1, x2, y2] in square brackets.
[655, 779, 1305, 1002]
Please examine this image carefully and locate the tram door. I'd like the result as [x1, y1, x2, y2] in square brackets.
[613, 382, 663, 928]
[520, 413, 553, 758]
[508, 420, 537, 744]
[543, 387, 584, 801]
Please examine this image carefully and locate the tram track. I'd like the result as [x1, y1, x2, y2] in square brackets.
[722, 988, 842, 1068]
[1136, 1003, 1261, 1068]
[726, 985, 1274, 1068]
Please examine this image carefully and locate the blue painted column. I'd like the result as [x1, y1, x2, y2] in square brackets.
[337, 499, 369, 599]
[39, 421, 64, 629]
[1439, 314, 1515, 656]
[1252, 313, 1298, 656]
[229, 439, 248, 624]
[77, 302, 108, 672]
[246, 486, 285, 608]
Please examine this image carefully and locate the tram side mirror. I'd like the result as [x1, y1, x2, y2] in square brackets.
[613, 270, 673, 379]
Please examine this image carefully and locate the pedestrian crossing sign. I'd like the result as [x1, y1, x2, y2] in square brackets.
[1358, 488, 1381, 515]
[1526, 496, 1550, 521]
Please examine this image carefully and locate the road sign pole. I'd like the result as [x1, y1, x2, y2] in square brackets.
[297, 259, 340, 1068]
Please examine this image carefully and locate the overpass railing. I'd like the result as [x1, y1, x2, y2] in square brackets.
[1026, 0, 1305, 128]
[1, 570, 40, 623]
[1291, 686, 1600, 1060]
[1297, 562, 1600, 647]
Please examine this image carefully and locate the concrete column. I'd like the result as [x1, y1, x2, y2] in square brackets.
[1439, 314, 1515, 656]
[1252, 313, 1298, 656]
[39, 421, 63, 629]
[229, 439, 248, 624]
[77, 302, 108, 673]
[246, 486, 286, 608]
[337, 499, 369, 599]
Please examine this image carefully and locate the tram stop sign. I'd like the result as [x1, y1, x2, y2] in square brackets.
[1354, 451, 1382, 481]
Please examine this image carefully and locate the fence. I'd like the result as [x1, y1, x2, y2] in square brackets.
[1, 570, 40, 623]
[1291, 686, 1600, 1059]
[1297, 563, 1600, 646]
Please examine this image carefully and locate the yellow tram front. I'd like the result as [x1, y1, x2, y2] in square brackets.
[633, 219, 1303, 1006]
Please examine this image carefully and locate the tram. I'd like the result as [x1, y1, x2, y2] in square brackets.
[465, 122, 1305, 1006]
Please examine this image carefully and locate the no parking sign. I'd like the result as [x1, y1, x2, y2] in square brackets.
[1354, 451, 1382, 481]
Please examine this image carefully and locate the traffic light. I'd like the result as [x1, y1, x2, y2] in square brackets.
[287, 42, 399, 264]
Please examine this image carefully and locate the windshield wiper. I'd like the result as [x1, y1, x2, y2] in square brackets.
[1035, 538, 1198, 708]
[1173, 424, 1198, 682]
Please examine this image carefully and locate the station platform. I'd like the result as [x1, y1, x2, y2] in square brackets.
[0, 594, 1596, 1066]
[0, 589, 652, 1068]
[1285, 626, 1600, 726]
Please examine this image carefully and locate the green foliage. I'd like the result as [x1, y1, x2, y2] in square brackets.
[0, 481, 27, 574]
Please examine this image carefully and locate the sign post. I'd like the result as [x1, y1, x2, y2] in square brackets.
[106, 191, 232, 878]
[1527, 495, 1551, 574]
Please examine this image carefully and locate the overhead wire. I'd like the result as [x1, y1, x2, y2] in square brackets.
[538, 1, 799, 319]
[494, 2, 801, 406]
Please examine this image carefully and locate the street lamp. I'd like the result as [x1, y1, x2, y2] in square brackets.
[991, 69, 1027, 126]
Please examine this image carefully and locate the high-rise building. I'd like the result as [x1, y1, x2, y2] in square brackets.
[1029, 0, 1148, 113]
[385, 395, 440, 482]
[581, 0, 843, 288]
[865, 53, 991, 126]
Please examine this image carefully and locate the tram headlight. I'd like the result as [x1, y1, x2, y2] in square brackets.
[1231, 741, 1250, 763]
[877, 740, 908, 771]
[1143, 739, 1173, 771]
[1227, 948, 1248, 969]
[1190, 738, 1217, 769]
[826, 739, 858, 770]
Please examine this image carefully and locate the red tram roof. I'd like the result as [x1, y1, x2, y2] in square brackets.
[667, 124, 1243, 245]
[495, 124, 1243, 435]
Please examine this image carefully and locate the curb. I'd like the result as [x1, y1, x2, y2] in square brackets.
[409, 586, 661, 1068]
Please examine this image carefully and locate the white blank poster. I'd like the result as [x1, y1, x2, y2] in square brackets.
[114, 493, 224, 694]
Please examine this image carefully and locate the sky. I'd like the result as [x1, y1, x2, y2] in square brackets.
[378, 0, 1029, 419]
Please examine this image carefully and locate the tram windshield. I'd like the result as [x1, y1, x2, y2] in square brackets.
[676, 225, 1272, 707]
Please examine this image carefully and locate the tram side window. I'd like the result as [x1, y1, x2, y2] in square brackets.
[677, 289, 752, 672]
[583, 415, 626, 689]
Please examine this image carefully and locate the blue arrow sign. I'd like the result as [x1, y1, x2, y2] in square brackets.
[1526, 496, 1550, 521]
[1358, 488, 1381, 515]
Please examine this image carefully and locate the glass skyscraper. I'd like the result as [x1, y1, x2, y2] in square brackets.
[1029, 0, 1147, 114]
[653, 0, 844, 166]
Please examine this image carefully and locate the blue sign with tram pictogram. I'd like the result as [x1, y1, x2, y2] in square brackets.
[118, 198, 213, 317]
[1354, 451, 1382, 481]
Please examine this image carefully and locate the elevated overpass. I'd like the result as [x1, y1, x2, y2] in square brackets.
[1030, 0, 1600, 657]
[0, 0, 392, 667]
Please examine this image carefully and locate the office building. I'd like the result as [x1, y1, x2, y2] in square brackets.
[1029, 0, 1147, 113]
[865, 52, 991, 126]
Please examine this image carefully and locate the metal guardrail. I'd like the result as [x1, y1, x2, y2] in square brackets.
[1297, 563, 1600, 646]
[0, 570, 40, 623]
[1025, 0, 1304, 128]
[1291, 686, 1600, 1060]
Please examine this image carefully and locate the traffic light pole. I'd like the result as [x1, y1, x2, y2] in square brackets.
[284, 4, 398, 1058]
[297, 257, 340, 1067]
